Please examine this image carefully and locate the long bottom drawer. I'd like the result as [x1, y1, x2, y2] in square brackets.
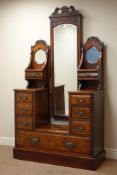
[16, 131, 91, 155]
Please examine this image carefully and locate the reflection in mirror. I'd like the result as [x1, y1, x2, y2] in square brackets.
[86, 47, 100, 64]
[54, 24, 77, 116]
[35, 49, 47, 64]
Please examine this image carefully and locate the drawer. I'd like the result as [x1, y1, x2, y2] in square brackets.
[71, 95, 92, 105]
[72, 107, 91, 119]
[16, 104, 32, 115]
[16, 93, 32, 103]
[25, 71, 42, 79]
[16, 131, 91, 155]
[70, 120, 91, 136]
[16, 117, 32, 130]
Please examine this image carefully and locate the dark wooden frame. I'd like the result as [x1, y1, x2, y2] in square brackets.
[25, 40, 50, 88]
[49, 6, 82, 120]
[26, 40, 49, 71]
[13, 7, 105, 170]
[14, 148, 105, 170]
[78, 37, 104, 90]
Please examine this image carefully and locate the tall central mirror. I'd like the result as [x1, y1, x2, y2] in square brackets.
[54, 24, 77, 116]
[49, 6, 82, 121]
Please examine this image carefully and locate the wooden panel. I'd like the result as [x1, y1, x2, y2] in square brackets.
[16, 117, 32, 130]
[16, 131, 91, 155]
[34, 90, 50, 128]
[13, 148, 105, 170]
[16, 104, 32, 115]
[71, 95, 92, 105]
[16, 93, 32, 103]
[72, 107, 91, 119]
[36, 124, 69, 135]
[54, 85, 65, 114]
[93, 90, 104, 156]
[70, 120, 91, 136]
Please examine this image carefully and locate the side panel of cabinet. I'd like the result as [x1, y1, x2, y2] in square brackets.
[93, 90, 104, 156]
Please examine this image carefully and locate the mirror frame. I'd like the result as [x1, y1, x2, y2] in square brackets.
[31, 40, 48, 71]
[49, 6, 82, 120]
[77, 36, 104, 90]
[25, 40, 49, 71]
[25, 40, 50, 88]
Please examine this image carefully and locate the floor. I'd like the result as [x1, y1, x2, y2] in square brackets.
[0, 146, 117, 175]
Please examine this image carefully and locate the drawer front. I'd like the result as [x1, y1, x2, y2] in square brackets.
[16, 104, 32, 115]
[16, 93, 32, 103]
[25, 71, 42, 79]
[16, 131, 91, 155]
[72, 107, 91, 119]
[16, 117, 32, 129]
[70, 120, 91, 136]
[71, 95, 92, 105]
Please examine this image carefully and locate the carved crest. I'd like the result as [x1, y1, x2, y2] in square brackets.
[34, 40, 48, 48]
[85, 36, 104, 50]
[51, 6, 79, 16]
[86, 36, 103, 45]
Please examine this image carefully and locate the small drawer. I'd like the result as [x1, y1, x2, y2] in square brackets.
[16, 131, 91, 155]
[72, 107, 91, 119]
[70, 120, 91, 136]
[25, 71, 42, 79]
[16, 104, 32, 115]
[71, 95, 92, 105]
[16, 117, 32, 130]
[16, 93, 32, 103]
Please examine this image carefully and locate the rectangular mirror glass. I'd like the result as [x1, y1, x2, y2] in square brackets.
[54, 24, 77, 117]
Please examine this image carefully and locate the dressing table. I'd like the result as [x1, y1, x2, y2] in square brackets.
[13, 6, 105, 170]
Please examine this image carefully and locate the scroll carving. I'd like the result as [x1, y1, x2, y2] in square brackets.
[52, 6, 80, 16]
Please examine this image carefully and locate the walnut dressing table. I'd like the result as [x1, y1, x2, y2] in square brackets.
[13, 6, 105, 170]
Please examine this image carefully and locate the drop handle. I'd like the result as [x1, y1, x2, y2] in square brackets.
[30, 72, 36, 77]
[76, 126, 85, 132]
[77, 112, 85, 116]
[63, 141, 75, 149]
[20, 108, 28, 113]
[19, 121, 29, 127]
[79, 99, 84, 104]
[19, 96, 28, 101]
[30, 138, 40, 145]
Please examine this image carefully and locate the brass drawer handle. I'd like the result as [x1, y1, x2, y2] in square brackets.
[30, 72, 36, 77]
[63, 141, 75, 149]
[30, 138, 40, 145]
[79, 99, 84, 104]
[77, 112, 85, 116]
[20, 108, 28, 113]
[19, 96, 28, 101]
[19, 121, 29, 127]
[76, 126, 85, 132]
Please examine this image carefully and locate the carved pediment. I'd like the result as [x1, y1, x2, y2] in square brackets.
[51, 6, 80, 17]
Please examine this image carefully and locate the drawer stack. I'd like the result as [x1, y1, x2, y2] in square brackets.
[15, 91, 33, 130]
[14, 89, 50, 132]
[69, 92, 93, 155]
